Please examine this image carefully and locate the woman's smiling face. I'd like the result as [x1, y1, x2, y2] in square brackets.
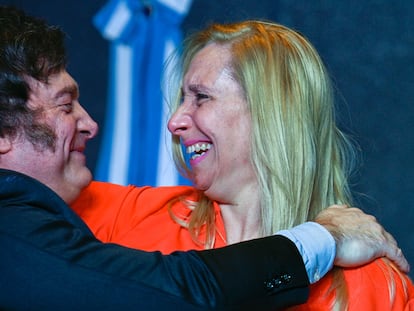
[168, 43, 256, 202]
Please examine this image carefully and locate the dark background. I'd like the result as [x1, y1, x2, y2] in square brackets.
[5, 0, 413, 278]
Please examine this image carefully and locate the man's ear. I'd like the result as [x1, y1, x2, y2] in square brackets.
[0, 136, 12, 154]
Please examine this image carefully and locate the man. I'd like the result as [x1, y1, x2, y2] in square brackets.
[0, 6, 408, 311]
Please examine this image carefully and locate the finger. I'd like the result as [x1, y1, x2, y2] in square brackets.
[382, 232, 410, 273]
[388, 247, 410, 273]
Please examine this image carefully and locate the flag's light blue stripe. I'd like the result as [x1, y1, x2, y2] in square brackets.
[133, 13, 164, 186]
[107, 44, 133, 185]
[95, 0, 193, 187]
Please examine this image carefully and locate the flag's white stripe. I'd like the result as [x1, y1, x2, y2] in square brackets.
[103, 0, 131, 40]
[158, 0, 192, 14]
[108, 44, 132, 185]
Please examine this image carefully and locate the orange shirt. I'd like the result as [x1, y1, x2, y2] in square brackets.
[290, 262, 414, 311]
[72, 181, 414, 310]
[71, 181, 227, 252]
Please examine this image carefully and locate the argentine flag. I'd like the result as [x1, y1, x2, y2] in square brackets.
[94, 0, 192, 186]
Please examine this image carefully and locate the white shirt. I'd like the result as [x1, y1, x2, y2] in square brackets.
[278, 222, 335, 284]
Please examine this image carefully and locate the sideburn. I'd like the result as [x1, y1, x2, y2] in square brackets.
[24, 108, 56, 152]
[26, 123, 56, 151]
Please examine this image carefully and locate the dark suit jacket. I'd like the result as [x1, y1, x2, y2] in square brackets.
[0, 169, 309, 310]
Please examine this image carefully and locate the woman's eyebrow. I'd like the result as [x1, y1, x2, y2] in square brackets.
[188, 84, 208, 93]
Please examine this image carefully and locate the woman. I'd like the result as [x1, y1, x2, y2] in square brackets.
[72, 21, 414, 310]
[165, 21, 413, 310]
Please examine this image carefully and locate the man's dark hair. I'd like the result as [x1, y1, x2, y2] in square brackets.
[0, 5, 67, 146]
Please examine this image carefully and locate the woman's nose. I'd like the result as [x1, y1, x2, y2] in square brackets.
[167, 105, 192, 135]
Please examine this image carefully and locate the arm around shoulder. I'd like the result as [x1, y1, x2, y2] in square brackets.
[198, 235, 310, 310]
[0, 170, 310, 310]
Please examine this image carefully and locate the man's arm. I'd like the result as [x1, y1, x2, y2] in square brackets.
[0, 170, 408, 310]
[0, 233, 205, 311]
[278, 206, 410, 283]
[0, 217, 308, 311]
[197, 235, 309, 310]
[0, 170, 309, 310]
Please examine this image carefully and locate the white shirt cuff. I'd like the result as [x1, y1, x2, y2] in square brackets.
[276, 222, 335, 284]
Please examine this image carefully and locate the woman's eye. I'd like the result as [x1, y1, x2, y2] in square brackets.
[195, 93, 209, 104]
[179, 91, 209, 106]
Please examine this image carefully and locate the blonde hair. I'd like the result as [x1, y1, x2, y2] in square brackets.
[169, 20, 353, 240]
[167, 20, 405, 310]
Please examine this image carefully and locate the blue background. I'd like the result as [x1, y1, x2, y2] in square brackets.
[5, 0, 413, 278]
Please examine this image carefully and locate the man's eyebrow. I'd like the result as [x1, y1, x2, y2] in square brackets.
[53, 84, 79, 99]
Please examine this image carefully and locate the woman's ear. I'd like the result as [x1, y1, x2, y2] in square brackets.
[0, 136, 12, 154]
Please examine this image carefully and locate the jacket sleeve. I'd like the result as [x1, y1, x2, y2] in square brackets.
[198, 235, 310, 309]
[0, 170, 309, 310]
